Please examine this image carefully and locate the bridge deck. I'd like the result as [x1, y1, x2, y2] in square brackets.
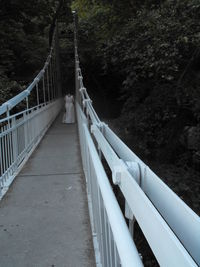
[0, 114, 95, 267]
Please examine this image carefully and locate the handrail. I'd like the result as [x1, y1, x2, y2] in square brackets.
[92, 123, 199, 266]
[73, 11, 200, 267]
[82, 112, 143, 267]
[103, 123, 200, 264]
[0, 23, 62, 200]
[0, 103, 47, 124]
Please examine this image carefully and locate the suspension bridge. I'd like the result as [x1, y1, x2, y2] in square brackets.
[0, 15, 200, 267]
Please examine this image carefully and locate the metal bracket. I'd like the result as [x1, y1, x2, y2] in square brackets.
[25, 89, 31, 95]
[79, 87, 86, 92]
[3, 102, 11, 112]
[96, 122, 103, 130]
[34, 77, 39, 82]
[112, 163, 123, 185]
[91, 124, 96, 134]
[126, 161, 142, 186]
[125, 200, 134, 220]
[90, 122, 103, 134]
[82, 99, 91, 108]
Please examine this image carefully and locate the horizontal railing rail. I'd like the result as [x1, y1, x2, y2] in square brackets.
[0, 23, 62, 199]
[91, 123, 199, 267]
[103, 123, 200, 265]
[73, 11, 200, 267]
[77, 104, 143, 267]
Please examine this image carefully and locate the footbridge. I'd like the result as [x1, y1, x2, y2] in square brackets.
[0, 17, 200, 267]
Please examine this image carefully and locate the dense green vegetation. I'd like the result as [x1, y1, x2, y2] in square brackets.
[0, 0, 71, 104]
[70, 0, 200, 167]
[0, 0, 200, 167]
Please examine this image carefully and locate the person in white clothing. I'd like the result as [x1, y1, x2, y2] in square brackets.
[62, 93, 75, 123]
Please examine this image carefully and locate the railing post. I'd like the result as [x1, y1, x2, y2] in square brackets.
[6, 109, 11, 177]
[47, 66, 50, 102]
[125, 200, 136, 237]
[52, 52, 56, 99]
[0, 128, 3, 182]
[49, 55, 53, 100]
[11, 117, 18, 172]
[36, 83, 39, 107]
[42, 73, 46, 104]
[98, 123, 104, 160]
[24, 96, 29, 150]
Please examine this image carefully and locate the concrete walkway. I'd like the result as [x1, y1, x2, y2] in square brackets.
[0, 114, 95, 267]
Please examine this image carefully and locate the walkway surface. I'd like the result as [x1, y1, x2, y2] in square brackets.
[0, 114, 95, 267]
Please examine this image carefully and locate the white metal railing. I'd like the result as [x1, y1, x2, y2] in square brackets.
[77, 104, 143, 267]
[0, 25, 62, 199]
[73, 11, 200, 267]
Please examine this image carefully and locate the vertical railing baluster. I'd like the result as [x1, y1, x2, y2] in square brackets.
[87, 148, 92, 196]
[6, 109, 10, 177]
[47, 66, 50, 102]
[0, 126, 3, 180]
[6, 121, 11, 176]
[24, 97, 29, 152]
[97, 187, 104, 265]
[4, 124, 9, 181]
[18, 120, 21, 161]
[51, 54, 54, 100]
[55, 58, 59, 97]
[8, 119, 13, 175]
[108, 224, 113, 267]
[0, 128, 3, 197]
[53, 52, 57, 98]
[12, 117, 18, 173]
[49, 56, 53, 101]
[36, 83, 39, 107]
[104, 208, 109, 267]
[42, 74, 46, 104]
[0, 129, 3, 177]
[51, 55, 55, 100]
[2, 126, 6, 182]
[114, 244, 117, 267]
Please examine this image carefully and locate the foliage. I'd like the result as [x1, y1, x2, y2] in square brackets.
[0, 0, 65, 105]
[72, 0, 200, 164]
[1, 0, 200, 166]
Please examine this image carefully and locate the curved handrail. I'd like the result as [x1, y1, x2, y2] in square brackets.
[73, 11, 200, 267]
[0, 23, 61, 200]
